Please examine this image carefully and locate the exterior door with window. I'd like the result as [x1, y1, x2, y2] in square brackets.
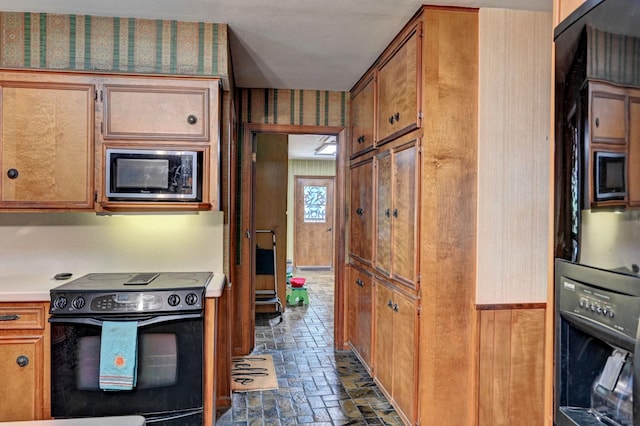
[294, 176, 335, 269]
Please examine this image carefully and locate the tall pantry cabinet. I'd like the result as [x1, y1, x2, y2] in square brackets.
[347, 6, 478, 425]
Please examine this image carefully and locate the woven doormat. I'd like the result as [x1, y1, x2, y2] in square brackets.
[231, 355, 278, 392]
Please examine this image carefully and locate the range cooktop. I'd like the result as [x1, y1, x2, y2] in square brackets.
[50, 272, 213, 315]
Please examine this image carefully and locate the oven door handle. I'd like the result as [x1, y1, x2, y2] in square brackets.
[48, 313, 203, 327]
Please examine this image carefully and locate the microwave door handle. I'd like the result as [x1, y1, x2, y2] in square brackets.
[48, 313, 202, 327]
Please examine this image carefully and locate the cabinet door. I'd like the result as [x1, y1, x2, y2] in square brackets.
[102, 78, 212, 141]
[350, 158, 374, 265]
[377, 22, 420, 145]
[350, 74, 375, 158]
[0, 337, 45, 421]
[392, 142, 418, 287]
[590, 89, 626, 144]
[356, 267, 373, 367]
[1, 81, 94, 209]
[348, 265, 373, 367]
[0, 303, 48, 422]
[374, 281, 394, 392]
[391, 289, 418, 423]
[376, 152, 393, 276]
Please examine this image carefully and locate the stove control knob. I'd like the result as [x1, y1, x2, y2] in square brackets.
[54, 296, 68, 310]
[168, 294, 181, 307]
[185, 293, 199, 306]
[72, 296, 86, 310]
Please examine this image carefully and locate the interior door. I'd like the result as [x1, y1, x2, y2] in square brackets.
[294, 176, 335, 268]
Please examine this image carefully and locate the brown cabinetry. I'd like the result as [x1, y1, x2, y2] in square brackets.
[0, 73, 94, 210]
[587, 82, 640, 208]
[347, 265, 373, 367]
[350, 73, 375, 158]
[0, 303, 50, 422]
[377, 22, 421, 145]
[347, 6, 478, 425]
[374, 279, 418, 425]
[96, 76, 221, 212]
[375, 138, 419, 289]
[349, 157, 374, 266]
[101, 77, 215, 142]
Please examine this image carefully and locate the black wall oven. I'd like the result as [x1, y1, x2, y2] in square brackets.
[49, 272, 212, 425]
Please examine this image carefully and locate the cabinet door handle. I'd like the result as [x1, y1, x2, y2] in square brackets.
[393, 208, 398, 218]
[6, 168, 19, 179]
[187, 114, 198, 125]
[355, 278, 364, 288]
[385, 208, 390, 218]
[387, 299, 394, 309]
[0, 314, 20, 321]
[361, 136, 366, 143]
[16, 355, 29, 368]
[389, 115, 394, 124]
[595, 117, 600, 128]
[356, 207, 364, 216]
[394, 112, 400, 122]
[393, 303, 399, 312]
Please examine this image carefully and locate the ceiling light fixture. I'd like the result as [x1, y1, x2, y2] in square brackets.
[315, 142, 337, 156]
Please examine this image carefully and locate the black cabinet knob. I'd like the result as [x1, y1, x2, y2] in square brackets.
[394, 112, 400, 122]
[393, 208, 398, 218]
[7, 168, 18, 179]
[389, 116, 394, 124]
[595, 117, 600, 128]
[16, 355, 29, 368]
[356, 207, 364, 216]
[187, 114, 198, 125]
[385, 208, 390, 218]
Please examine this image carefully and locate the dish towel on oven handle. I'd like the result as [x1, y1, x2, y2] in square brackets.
[99, 321, 138, 391]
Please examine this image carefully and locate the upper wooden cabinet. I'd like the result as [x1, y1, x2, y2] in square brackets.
[349, 157, 374, 266]
[0, 303, 50, 422]
[0, 73, 94, 210]
[101, 77, 216, 142]
[375, 137, 419, 290]
[590, 84, 626, 145]
[95, 75, 221, 212]
[350, 73, 375, 158]
[376, 21, 421, 146]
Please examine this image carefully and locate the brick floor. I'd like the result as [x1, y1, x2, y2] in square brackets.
[216, 270, 403, 426]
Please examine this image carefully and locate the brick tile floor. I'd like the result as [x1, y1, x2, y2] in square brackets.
[216, 270, 403, 426]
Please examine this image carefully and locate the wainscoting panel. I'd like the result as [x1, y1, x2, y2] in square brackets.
[478, 306, 546, 425]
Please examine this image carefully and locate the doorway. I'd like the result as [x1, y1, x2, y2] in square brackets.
[235, 123, 346, 355]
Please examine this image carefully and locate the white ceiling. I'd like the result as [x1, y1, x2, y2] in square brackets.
[0, 0, 552, 91]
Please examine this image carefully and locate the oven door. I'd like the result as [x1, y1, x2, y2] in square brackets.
[50, 313, 203, 425]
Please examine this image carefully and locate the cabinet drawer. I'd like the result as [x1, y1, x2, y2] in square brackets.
[103, 81, 211, 141]
[0, 305, 46, 330]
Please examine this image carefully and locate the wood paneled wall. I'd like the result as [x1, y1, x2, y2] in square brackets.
[478, 306, 546, 426]
[477, 9, 552, 304]
[255, 133, 288, 312]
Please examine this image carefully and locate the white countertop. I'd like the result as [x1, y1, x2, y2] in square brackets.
[0, 272, 227, 302]
[0, 416, 146, 425]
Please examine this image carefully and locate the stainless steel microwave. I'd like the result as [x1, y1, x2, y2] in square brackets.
[594, 151, 627, 202]
[105, 148, 202, 201]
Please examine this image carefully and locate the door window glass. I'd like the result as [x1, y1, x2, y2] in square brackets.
[303, 185, 327, 223]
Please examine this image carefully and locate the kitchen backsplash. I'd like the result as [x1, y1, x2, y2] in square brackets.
[0, 211, 223, 276]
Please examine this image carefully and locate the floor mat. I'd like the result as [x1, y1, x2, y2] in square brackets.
[230, 354, 278, 392]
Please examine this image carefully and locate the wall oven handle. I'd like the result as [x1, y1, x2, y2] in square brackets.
[48, 313, 203, 327]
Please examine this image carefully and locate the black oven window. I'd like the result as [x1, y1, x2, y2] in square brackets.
[76, 334, 178, 391]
